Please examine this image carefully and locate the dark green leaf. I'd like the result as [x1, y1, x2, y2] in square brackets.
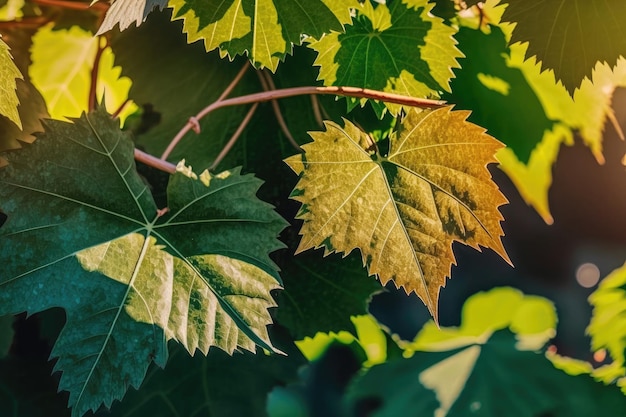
[0, 106, 286, 416]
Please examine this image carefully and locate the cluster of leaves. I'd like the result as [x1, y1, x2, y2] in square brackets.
[0, 0, 625, 415]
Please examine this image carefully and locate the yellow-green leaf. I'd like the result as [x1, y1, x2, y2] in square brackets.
[285, 107, 510, 319]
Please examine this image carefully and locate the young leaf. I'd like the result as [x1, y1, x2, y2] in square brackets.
[501, 0, 626, 94]
[0, 107, 287, 416]
[0, 36, 22, 129]
[168, 0, 358, 71]
[284, 107, 510, 319]
[309, 0, 462, 116]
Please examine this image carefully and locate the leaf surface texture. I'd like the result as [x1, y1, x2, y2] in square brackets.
[285, 107, 509, 318]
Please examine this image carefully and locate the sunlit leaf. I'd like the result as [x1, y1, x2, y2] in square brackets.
[0, 107, 287, 416]
[285, 107, 510, 319]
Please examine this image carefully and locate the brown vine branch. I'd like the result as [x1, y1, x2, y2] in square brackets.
[161, 86, 445, 164]
[135, 149, 176, 174]
[0, 16, 52, 29]
[257, 70, 301, 152]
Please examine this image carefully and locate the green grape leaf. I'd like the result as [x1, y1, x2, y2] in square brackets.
[0, 37, 22, 129]
[30, 24, 135, 122]
[349, 330, 626, 417]
[95, 0, 168, 35]
[309, 0, 462, 116]
[587, 262, 626, 389]
[168, 0, 358, 71]
[0, 107, 287, 416]
[107, 327, 305, 417]
[110, 10, 257, 170]
[501, 0, 626, 94]
[284, 107, 510, 320]
[444, 26, 553, 164]
[276, 249, 382, 340]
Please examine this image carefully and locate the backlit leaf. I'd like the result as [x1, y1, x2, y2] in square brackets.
[309, 0, 462, 116]
[168, 0, 358, 71]
[501, 0, 626, 94]
[0, 107, 286, 416]
[285, 107, 510, 319]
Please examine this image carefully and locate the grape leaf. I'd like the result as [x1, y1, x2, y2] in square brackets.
[0, 36, 22, 129]
[276, 249, 382, 339]
[168, 0, 358, 71]
[501, 0, 626, 94]
[0, 107, 287, 416]
[587, 262, 626, 391]
[348, 288, 626, 416]
[284, 107, 510, 319]
[107, 327, 305, 417]
[444, 26, 553, 164]
[95, 0, 168, 35]
[309, 0, 462, 116]
[30, 24, 136, 122]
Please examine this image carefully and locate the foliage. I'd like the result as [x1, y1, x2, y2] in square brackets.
[0, 0, 625, 416]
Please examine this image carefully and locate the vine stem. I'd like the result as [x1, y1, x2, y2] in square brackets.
[161, 85, 446, 162]
[135, 149, 176, 174]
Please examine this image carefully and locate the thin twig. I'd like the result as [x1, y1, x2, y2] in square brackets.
[88, 36, 107, 111]
[258, 71, 301, 152]
[209, 103, 259, 171]
[218, 61, 250, 101]
[310, 95, 324, 128]
[160, 62, 250, 160]
[164, 86, 445, 160]
[135, 149, 176, 174]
